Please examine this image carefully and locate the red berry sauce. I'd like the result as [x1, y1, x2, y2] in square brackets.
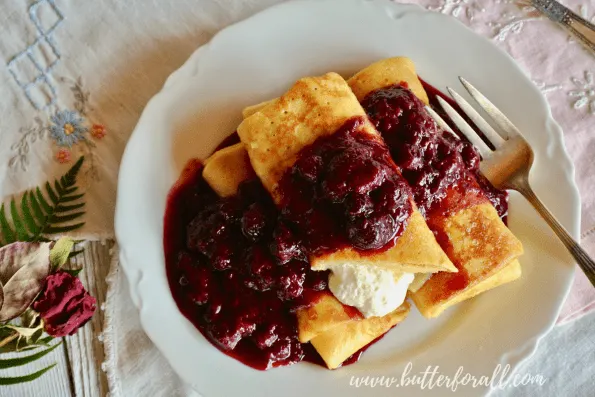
[361, 84, 508, 219]
[163, 118, 410, 370]
[276, 116, 413, 254]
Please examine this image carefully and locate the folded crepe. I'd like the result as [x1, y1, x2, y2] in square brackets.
[203, 143, 255, 197]
[236, 72, 455, 275]
[309, 301, 410, 369]
[347, 57, 523, 318]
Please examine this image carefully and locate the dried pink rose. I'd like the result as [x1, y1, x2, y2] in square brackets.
[32, 271, 96, 337]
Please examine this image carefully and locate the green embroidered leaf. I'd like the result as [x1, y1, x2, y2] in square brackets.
[0, 363, 56, 385]
[0, 343, 60, 369]
[49, 237, 74, 270]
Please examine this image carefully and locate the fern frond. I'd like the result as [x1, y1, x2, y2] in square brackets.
[0, 157, 86, 246]
[68, 249, 84, 259]
[0, 342, 60, 369]
[44, 224, 86, 235]
[63, 186, 78, 195]
[60, 194, 85, 203]
[56, 203, 85, 212]
[0, 204, 15, 245]
[10, 199, 30, 241]
[21, 193, 38, 235]
[45, 182, 58, 205]
[0, 364, 56, 385]
[35, 188, 51, 214]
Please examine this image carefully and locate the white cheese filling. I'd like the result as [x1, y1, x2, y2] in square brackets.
[327, 263, 415, 318]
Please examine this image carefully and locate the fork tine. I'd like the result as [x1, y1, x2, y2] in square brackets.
[446, 87, 507, 148]
[424, 106, 457, 137]
[458, 77, 523, 139]
[436, 96, 492, 159]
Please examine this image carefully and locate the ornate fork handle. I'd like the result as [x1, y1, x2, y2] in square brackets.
[511, 175, 595, 286]
[532, 0, 595, 56]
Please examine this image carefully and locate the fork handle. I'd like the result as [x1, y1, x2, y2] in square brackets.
[532, 0, 595, 56]
[517, 183, 595, 287]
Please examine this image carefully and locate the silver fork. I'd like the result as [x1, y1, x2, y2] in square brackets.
[428, 78, 595, 287]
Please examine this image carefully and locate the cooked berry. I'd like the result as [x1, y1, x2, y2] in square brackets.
[252, 323, 279, 350]
[345, 194, 374, 219]
[304, 270, 329, 291]
[347, 213, 397, 250]
[269, 224, 303, 265]
[362, 84, 507, 217]
[266, 338, 292, 361]
[241, 203, 268, 241]
[211, 243, 233, 270]
[276, 267, 305, 301]
[293, 154, 323, 182]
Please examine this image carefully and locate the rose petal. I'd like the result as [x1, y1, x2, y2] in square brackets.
[33, 271, 96, 337]
[0, 242, 51, 322]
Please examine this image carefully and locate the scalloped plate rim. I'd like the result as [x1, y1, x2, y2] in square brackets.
[115, 1, 580, 396]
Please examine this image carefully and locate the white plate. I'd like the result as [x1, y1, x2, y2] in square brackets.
[115, 1, 580, 396]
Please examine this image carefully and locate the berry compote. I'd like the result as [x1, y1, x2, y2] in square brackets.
[276, 116, 413, 254]
[165, 161, 327, 370]
[361, 84, 508, 219]
[163, 118, 411, 370]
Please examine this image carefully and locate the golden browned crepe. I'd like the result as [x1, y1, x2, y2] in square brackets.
[236, 72, 456, 275]
[203, 143, 255, 197]
[347, 57, 524, 318]
[310, 302, 410, 370]
[242, 99, 276, 119]
[349, 57, 429, 105]
[295, 293, 357, 343]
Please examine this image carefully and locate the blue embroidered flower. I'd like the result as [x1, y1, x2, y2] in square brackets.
[49, 110, 88, 147]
